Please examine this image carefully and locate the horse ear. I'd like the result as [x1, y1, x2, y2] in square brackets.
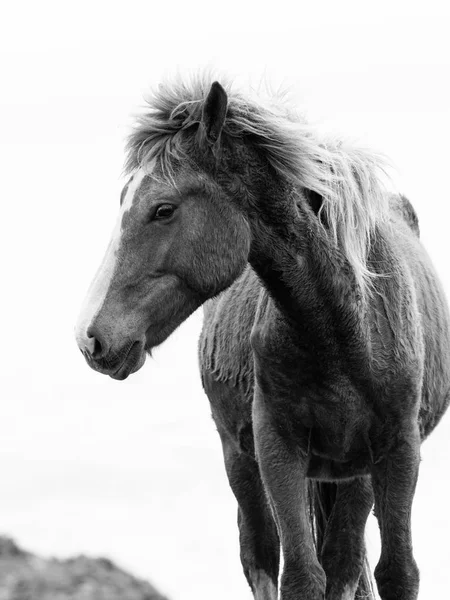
[201, 81, 228, 145]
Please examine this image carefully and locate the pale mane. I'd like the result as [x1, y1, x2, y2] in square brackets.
[126, 73, 391, 296]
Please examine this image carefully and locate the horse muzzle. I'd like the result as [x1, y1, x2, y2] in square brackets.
[80, 338, 146, 380]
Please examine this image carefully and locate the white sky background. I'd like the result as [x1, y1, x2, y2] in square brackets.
[1, 1, 450, 598]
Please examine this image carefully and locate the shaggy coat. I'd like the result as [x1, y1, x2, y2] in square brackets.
[77, 74, 450, 600]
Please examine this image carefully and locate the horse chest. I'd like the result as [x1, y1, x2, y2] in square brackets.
[256, 362, 370, 461]
[296, 389, 369, 459]
[251, 301, 374, 460]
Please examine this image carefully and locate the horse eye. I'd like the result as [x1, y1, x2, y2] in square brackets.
[153, 204, 176, 220]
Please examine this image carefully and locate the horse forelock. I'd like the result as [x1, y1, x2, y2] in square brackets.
[125, 72, 392, 298]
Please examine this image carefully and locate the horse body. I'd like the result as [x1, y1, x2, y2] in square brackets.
[201, 192, 450, 460]
[75, 75, 450, 600]
[199, 188, 450, 599]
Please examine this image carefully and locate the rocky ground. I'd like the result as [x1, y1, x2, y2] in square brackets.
[0, 537, 168, 600]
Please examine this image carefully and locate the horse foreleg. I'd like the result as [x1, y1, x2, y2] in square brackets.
[320, 477, 374, 600]
[221, 437, 279, 600]
[253, 388, 326, 600]
[371, 423, 421, 600]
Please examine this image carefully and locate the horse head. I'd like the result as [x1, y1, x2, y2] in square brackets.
[75, 83, 250, 379]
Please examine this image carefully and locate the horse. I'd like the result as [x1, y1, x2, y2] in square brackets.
[75, 74, 450, 600]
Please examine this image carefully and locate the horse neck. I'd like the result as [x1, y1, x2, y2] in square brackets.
[246, 184, 365, 346]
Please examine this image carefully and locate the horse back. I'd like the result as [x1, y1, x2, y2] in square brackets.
[389, 193, 420, 236]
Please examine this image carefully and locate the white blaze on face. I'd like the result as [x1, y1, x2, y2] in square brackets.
[75, 167, 149, 353]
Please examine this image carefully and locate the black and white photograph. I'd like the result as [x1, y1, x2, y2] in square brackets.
[1, 1, 450, 598]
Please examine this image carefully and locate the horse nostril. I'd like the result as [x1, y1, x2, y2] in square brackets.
[91, 336, 103, 358]
[86, 326, 107, 359]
